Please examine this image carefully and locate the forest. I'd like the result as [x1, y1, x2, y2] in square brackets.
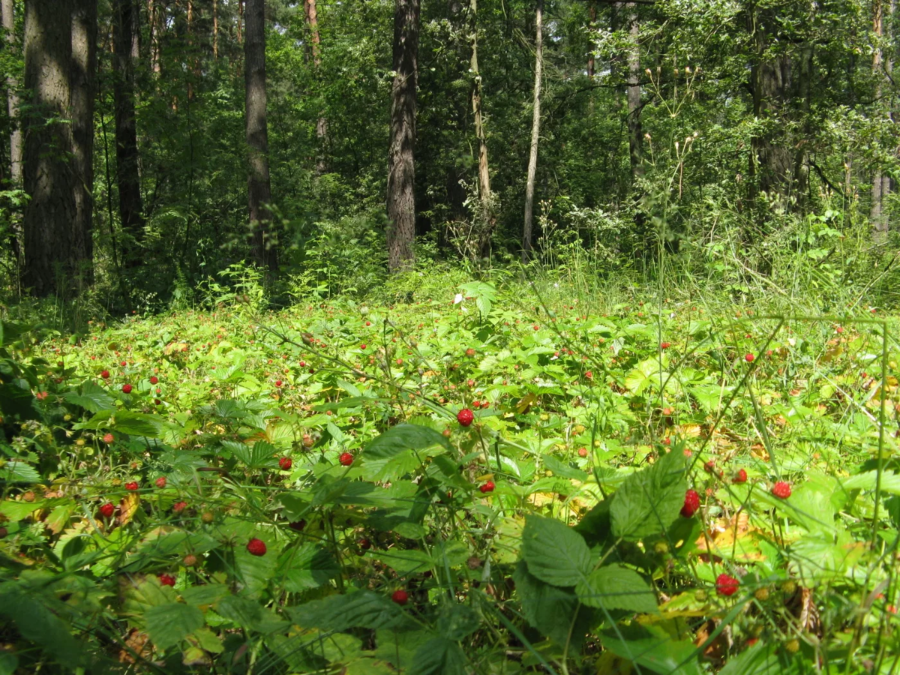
[1, 0, 900, 673]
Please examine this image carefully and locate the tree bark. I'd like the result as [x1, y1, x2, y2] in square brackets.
[3, 0, 22, 187]
[148, 0, 160, 74]
[113, 0, 145, 262]
[587, 1, 596, 79]
[305, 0, 328, 174]
[469, 0, 494, 256]
[70, 0, 97, 284]
[522, 0, 543, 262]
[872, 0, 894, 243]
[213, 0, 219, 59]
[386, 0, 420, 272]
[625, 4, 643, 180]
[22, 0, 81, 297]
[245, 0, 276, 271]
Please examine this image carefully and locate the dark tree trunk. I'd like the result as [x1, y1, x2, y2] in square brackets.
[3, 0, 22, 270]
[245, 0, 276, 271]
[22, 0, 81, 297]
[625, 4, 643, 181]
[113, 0, 145, 263]
[522, 0, 542, 262]
[71, 0, 97, 284]
[305, 0, 328, 174]
[386, 0, 420, 272]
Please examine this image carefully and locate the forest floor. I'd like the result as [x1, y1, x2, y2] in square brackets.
[1, 280, 899, 674]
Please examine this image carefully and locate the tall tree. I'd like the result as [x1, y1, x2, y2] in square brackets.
[469, 0, 495, 256]
[22, 0, 81, 296]
[625, 4, 643, 181]
[522, 0, 543, 261]
[70, 0, 97, 282]
[386, 0, 420, 272]
[2, 0, 21, 187]
[306, 0, 328, 174]
[871, 0, 894, 242]
[245, 0, 277, 270]
[113, 0, 145, 262]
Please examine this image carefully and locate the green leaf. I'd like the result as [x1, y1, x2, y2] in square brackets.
[368, 548, 433, 575]
[278, 544, 340, 591]
[513, 561, 592, 650]
[611, 449, 686, 541]
[217, 595, 288, 634]
[600, 624, 702, 675]
[0, 461, 41, 483]
[144, 603, 204, 651]
[521, 515, 592, 587]
[364, 424, 450, 460]
[289, 591, 411, 632]
[64, 381, 115, 413]
[575, 564, 657, 613]
[182, 584, 230, 607]
[436, 604, 480, 641]
[409, 637, 467, 675]
[111, 410, 162, 437]
[0, 586, 86, 667]
[0, 651, 18, 675]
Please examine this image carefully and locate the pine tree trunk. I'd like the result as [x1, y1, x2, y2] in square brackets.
[148, 0, 160, 74]
[113, 0, 145, 263]
[522, 0, 543, 262]
[305, 0, 328, 175]
[213, 0, 219, 59]
[872, 0, 894, 243]
[70, 0, 97, 286]
[386, 0, 420, 272]
[245, 0, 276, 271]
[23, 0, 80, 297]
[587, 1, 595, 79]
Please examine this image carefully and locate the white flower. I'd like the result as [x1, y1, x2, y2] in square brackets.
[454, 293, 464, 304]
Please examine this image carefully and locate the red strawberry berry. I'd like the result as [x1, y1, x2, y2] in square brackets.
[120, 361, 127, 367]
[99, 502, 115, 518]
[466, 348, 475, 357]
[358, 538, 372, 550]
[173, 501, 188, 513]
[103, 433, 115, 444]
[578, 447, 588, 458]
[155, 476, 167, 488]
[391, 589, 409, 605]
[122, 384, 132, 394]
[660, 342, 671, 349]
[158, 573, 176, 587]
[360, 344, 366, 350]
[149, 376, 158, 384]
[279, 457, 293, 471]
[125, 482, 139, 492]
[289, 520, 306, 532]
[457, 408, 474, 427]
[745, 354, 755, 363]
[339, 452, 354, 466]
[154, 399, 162, 405]
[704, 460, 716, 473]
[101, 370, 110, 379]
[247, 538, 267, 556]
[275, 380, 283, 388]
[681, 489, 700, 518]
[585, 371, 593, 380]
[772, 482, 792, 499]
[734, 468, 748, 484]
[716, 573, 740, 597]
[479, 481, 495, 494]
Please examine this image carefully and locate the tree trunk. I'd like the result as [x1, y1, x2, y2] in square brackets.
[148, 0, 160, 74]
[213, 0, 219, 59]
[3, 0, 22, 187]
[625, 4, 643, 180]
[70, 0, 97, 285]
[305, 0, 328, 174]
[237, 0, 242, 43]
[872, 0, 894, 243]
[22, 0, 81, 297]
[113, 0, 145, 262]
[469, 0, 494, 256]
[386, 0, 420, 272]
[587, 1, 595, 79]
[245, 0, 276, 271]
[522, 0, 543, 262]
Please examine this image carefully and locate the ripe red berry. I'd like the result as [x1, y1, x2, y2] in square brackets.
[465, 348, 475, 357]
[457, 408, 474, 427]
[359, 538, 372, 550]
[772, 482, 792, 499]
[479, 481, 495, 494]
[704, 460, 716, 473]
[734, 468, 748, 484]
[173, 501, 188, 513]
[391, 589, 409, 605]
[585, 371, 593, 380]
[681, 489, 700, 518]
[120, 361, 127, 367]
[125, 482, 139, 492]
[154, 399, 162, 405]
[101, 370, 110, 379]
[660, 342, 671, 349]
[103, 433, 115, 444]
[149, 376, 158, 385]
[279, 457, 293, 471]
[745, 354, 755, 363]
[155, 476, 167, 488]
[158, 573, 176, 587]
[578, 447, 588, 458]
[122, 384, 133, 394]
[289, 520, 306, 531]
[99, 502, 115, 518]
[716, 573, 740, 597]
[662, 437, 671, 446]
[339, 452, 354, 466]
[360, 344, 366, 350]
[182, 554, 198, 567]
[247, 538, 267, 556]
[275, 380, 283, 388]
